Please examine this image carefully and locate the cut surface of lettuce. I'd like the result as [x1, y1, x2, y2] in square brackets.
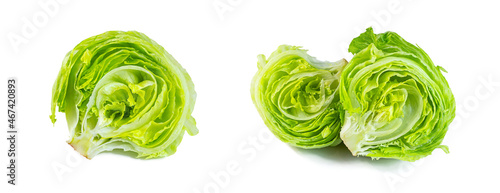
[251, 45, 347, 148]
[339, 28, 455, 161]
[51, 31, 197, 159]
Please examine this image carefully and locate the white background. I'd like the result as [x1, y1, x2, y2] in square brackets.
[1, 0, 499, 193]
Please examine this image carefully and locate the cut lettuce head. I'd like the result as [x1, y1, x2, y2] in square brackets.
[339, 28, 455, 161]
[251, 45, 347, 148]
[51, 31, 197, 159]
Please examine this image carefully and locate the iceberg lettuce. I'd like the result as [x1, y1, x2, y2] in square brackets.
[51, 31, 197, 159]
[339, 28, 455, 161]
[251, 45, 347, 148]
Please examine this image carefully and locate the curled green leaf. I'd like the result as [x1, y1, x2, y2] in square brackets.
[51, 31, 197, 159]
[251, 45, 347, 148]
